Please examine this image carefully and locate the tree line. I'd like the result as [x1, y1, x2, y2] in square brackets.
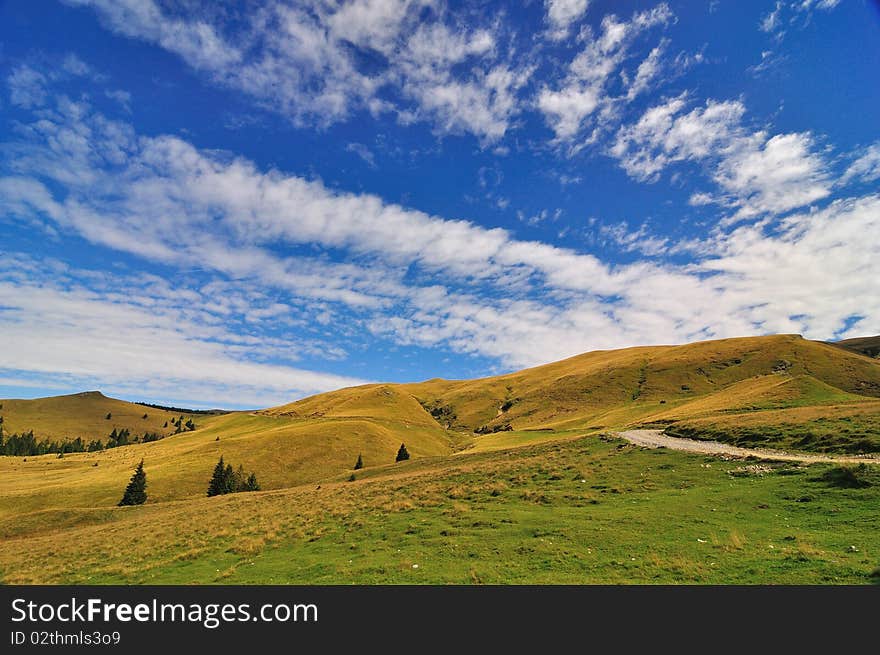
[0, 427, 168, 456]
[0, 413, 195, 457]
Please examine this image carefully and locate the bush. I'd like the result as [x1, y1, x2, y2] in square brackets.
[815, 464, 875, 489]
[396, 443, 410, 462]
[354, 454, 364, 470]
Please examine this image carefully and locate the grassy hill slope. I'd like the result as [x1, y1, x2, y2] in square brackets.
[831, 335, 880, 359]
[2, 333, 880, 585]
[1, 433, 878, 584]
[0, 409, 454, 518]
[401, 335, 880, 435]
[0, 391, 201, 442]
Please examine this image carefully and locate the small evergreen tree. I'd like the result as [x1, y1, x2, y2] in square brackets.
[395, 443, 410, 462]
[142, 413, 148, 419]
[163, 421, 168, 428]
[243, 473, 260, 491]
[185, 418, 195, 431]
[354, 454, 364, 470]
[105, 412, 112, 420]
[207, 456, 227, 497]
[118, 460, 147, 506]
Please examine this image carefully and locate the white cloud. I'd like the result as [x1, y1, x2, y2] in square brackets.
[841, 142, 880, 185]
[611, 95, 830, 219]
[105, 89, 132, 112]
[65, 0, 526, 144]
[3, 77, 878, 399]
[0, 256, 367, 408]
[545, 0, 590, 41]
[7, 65, 48, 108]
[761, 2, 784, 33]
[346, 142, 377, 168]
[593, 221, 669, 256]
[537, 4, 673, 142]
[760, 0, 842, 35]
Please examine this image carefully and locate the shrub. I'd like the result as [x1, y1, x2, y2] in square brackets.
[396, 443, 410, 462]
[815, 464, 875, 489]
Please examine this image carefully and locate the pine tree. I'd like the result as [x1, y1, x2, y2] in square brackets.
[118, 460, 147, 506]
[395, 443, 410, 462]
[354, 454, 364, 470]
[185, 418, 195, 431]
[105, 412, 112, 420]
[207, 456, 227, 496]
[232, 464, 247, 491]
[244, 473, 260, 492]
[224, 463, 236, 493]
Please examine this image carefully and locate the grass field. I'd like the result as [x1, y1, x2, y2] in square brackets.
[2, 334, 879, 584]
[665, 402, 880, 454]
[1, 434, 877, 584]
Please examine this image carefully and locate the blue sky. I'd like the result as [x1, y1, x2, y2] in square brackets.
[1, 0, 878, 409]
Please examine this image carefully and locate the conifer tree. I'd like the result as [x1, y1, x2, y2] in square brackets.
[105, 412, 112, 420]
[244, 473, 260, 491]
[207, 456, 227, 496]
[395, 443, 410, 462]
[354, 454, 364, 470]
[118, 460, 147, 506]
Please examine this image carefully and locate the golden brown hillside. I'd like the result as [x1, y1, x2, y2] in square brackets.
[0, 391, 201, 442]
[395, 334, 880, 432]
[831, 335, 880, 359]
[3, 333, 879, 520]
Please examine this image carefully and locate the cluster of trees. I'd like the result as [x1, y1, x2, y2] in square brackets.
[169, 416, 196, 434]
[0, 431, 100, 456]
[207, 456, 260, 496]
[136, 401, 221, 415]
[0, 427, 168, 456]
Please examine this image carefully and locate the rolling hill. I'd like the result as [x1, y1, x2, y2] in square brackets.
[831, 335, 880, 359]
[2, 333, 879, 584]
[2, 333, 877, 515]
[0, 391, 206, 442]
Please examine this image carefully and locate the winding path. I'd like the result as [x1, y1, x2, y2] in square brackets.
[615, 429, 880, 465]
